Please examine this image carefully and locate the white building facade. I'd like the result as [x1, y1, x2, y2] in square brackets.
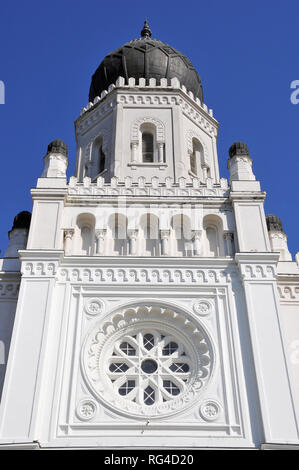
[0, 22, 299, 449]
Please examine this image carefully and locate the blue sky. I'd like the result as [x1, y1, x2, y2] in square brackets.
[0, 0, 298, 256]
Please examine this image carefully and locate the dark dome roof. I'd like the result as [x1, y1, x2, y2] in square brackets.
[89, 21, 203, 103]
[266, 214, 283, 232]
[11, 211, 31, 231]
[47, 139, 68, 156]
[229, 142, 250, 159]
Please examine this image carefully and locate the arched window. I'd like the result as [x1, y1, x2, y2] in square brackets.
[190, 138, 202, 177]
[142, 131, 154, 163]
[202, 215, 225, 257]
[108, 213, 128, 256]
[188, 137, 211, 182]
[206, 226, 218, 256]
[130, 119, 165, 165]
[90, 136, 107, 180]
[76, 213, 96, 256]
[98, 145, 105, 174]
[140, 213, 160, 256]
[171, 214, 193, 256]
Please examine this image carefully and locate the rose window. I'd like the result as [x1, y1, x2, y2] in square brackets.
[83, 305, 213, 418]
[107, 331, 191, 407]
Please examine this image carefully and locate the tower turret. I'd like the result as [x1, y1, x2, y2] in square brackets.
[266, 214, 292, 261]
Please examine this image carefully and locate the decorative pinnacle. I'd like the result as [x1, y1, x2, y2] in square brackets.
[47, 139, 68, 156]
[228, 142, 249, 159]
[141, 19, 152, 38]
[266, 214, 283, 232]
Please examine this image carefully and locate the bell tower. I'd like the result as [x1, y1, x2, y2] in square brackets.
[75, 21, 219, 185]
[0, 22, 299, 450]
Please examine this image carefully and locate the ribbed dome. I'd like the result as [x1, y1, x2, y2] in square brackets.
[89, 21, 203, 103]
[47, 139, 68, 156]
[266, 214, 283, 232]
[11, 211, 31, 231]
[229, 142, 250, 159]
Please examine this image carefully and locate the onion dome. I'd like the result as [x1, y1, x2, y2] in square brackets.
[11, 211, 31, 231]
[266, 214, 283, 232]
[228, 142, 250, 159]
[47, 139, 68, 156]
[89, 20, 203, 102]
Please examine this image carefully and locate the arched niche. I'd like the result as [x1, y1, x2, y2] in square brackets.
[140, 123, 156, 163]
[139, 213, 160, 256]
[171, 214, 192, 257]
[187, 131, 211, 181]
[131, 117, 165, 164]
[83, 130, 109, 181]
[108, 213, 128, 256]
[90, 135, 107, 180]
[76, 213, 96, 255]
[202, 214, 225, 257]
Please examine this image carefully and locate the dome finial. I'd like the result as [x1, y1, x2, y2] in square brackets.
[141, 19, 152, 38]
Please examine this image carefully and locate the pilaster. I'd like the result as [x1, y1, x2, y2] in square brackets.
[0, 251, 64, 440]
[235, 252, 299, 443]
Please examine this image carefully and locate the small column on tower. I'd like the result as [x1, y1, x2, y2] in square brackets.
[266, 214, 292, 261]
[158, 142, 164, 163]
[131, 142, 138, 163]
[95, 229, 106, 255]
[41, 139, 68, 178]
[227, 142, 261, 192]
[192, 230, 202, 256]
[160, 230, 170, 256]
[128, 229, 138, 255]
[4, 212, 31, 257]
[63, 229, 74, 256]
[223, 232, 234, 257]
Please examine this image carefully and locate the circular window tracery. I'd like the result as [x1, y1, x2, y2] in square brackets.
[82, 305, 214, 418]
[107, 330, 191, 407]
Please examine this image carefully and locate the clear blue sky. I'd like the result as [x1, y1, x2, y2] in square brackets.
[0, 0, 298, 256]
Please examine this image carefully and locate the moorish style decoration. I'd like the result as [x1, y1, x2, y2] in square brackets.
[0, 21, 299, 451]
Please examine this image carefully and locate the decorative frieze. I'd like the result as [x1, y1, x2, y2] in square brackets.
[22, 261, 59, 277]
[277, 285, 299, 301]
[77, 76, 218, 138]
[0, 282, 20, 299]
[239, 264, 277, 281]
[67, 179, 229, 198]
[56, 267, 237, 284]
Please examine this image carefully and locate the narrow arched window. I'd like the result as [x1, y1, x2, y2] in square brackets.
[190, 151, 197, 175]
[190, 139, 202, 176]
[99, 145, 105, 174]
[142, 132, 154, 162]
[206, 226, 218, 256]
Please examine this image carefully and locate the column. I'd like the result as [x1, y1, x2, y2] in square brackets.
[192, 230, 202, 256]
[63, 229, 74, 256]
[202, 166, 208, 182]
[95, 229, 106, 255]
[128, 229, 138, 255]
[236, 253, 298, 443]
[131, 142, 138, 163]
[224, 232, 234, 257]
[158, 142, 164, 163]
[160, 230, 170, 256]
